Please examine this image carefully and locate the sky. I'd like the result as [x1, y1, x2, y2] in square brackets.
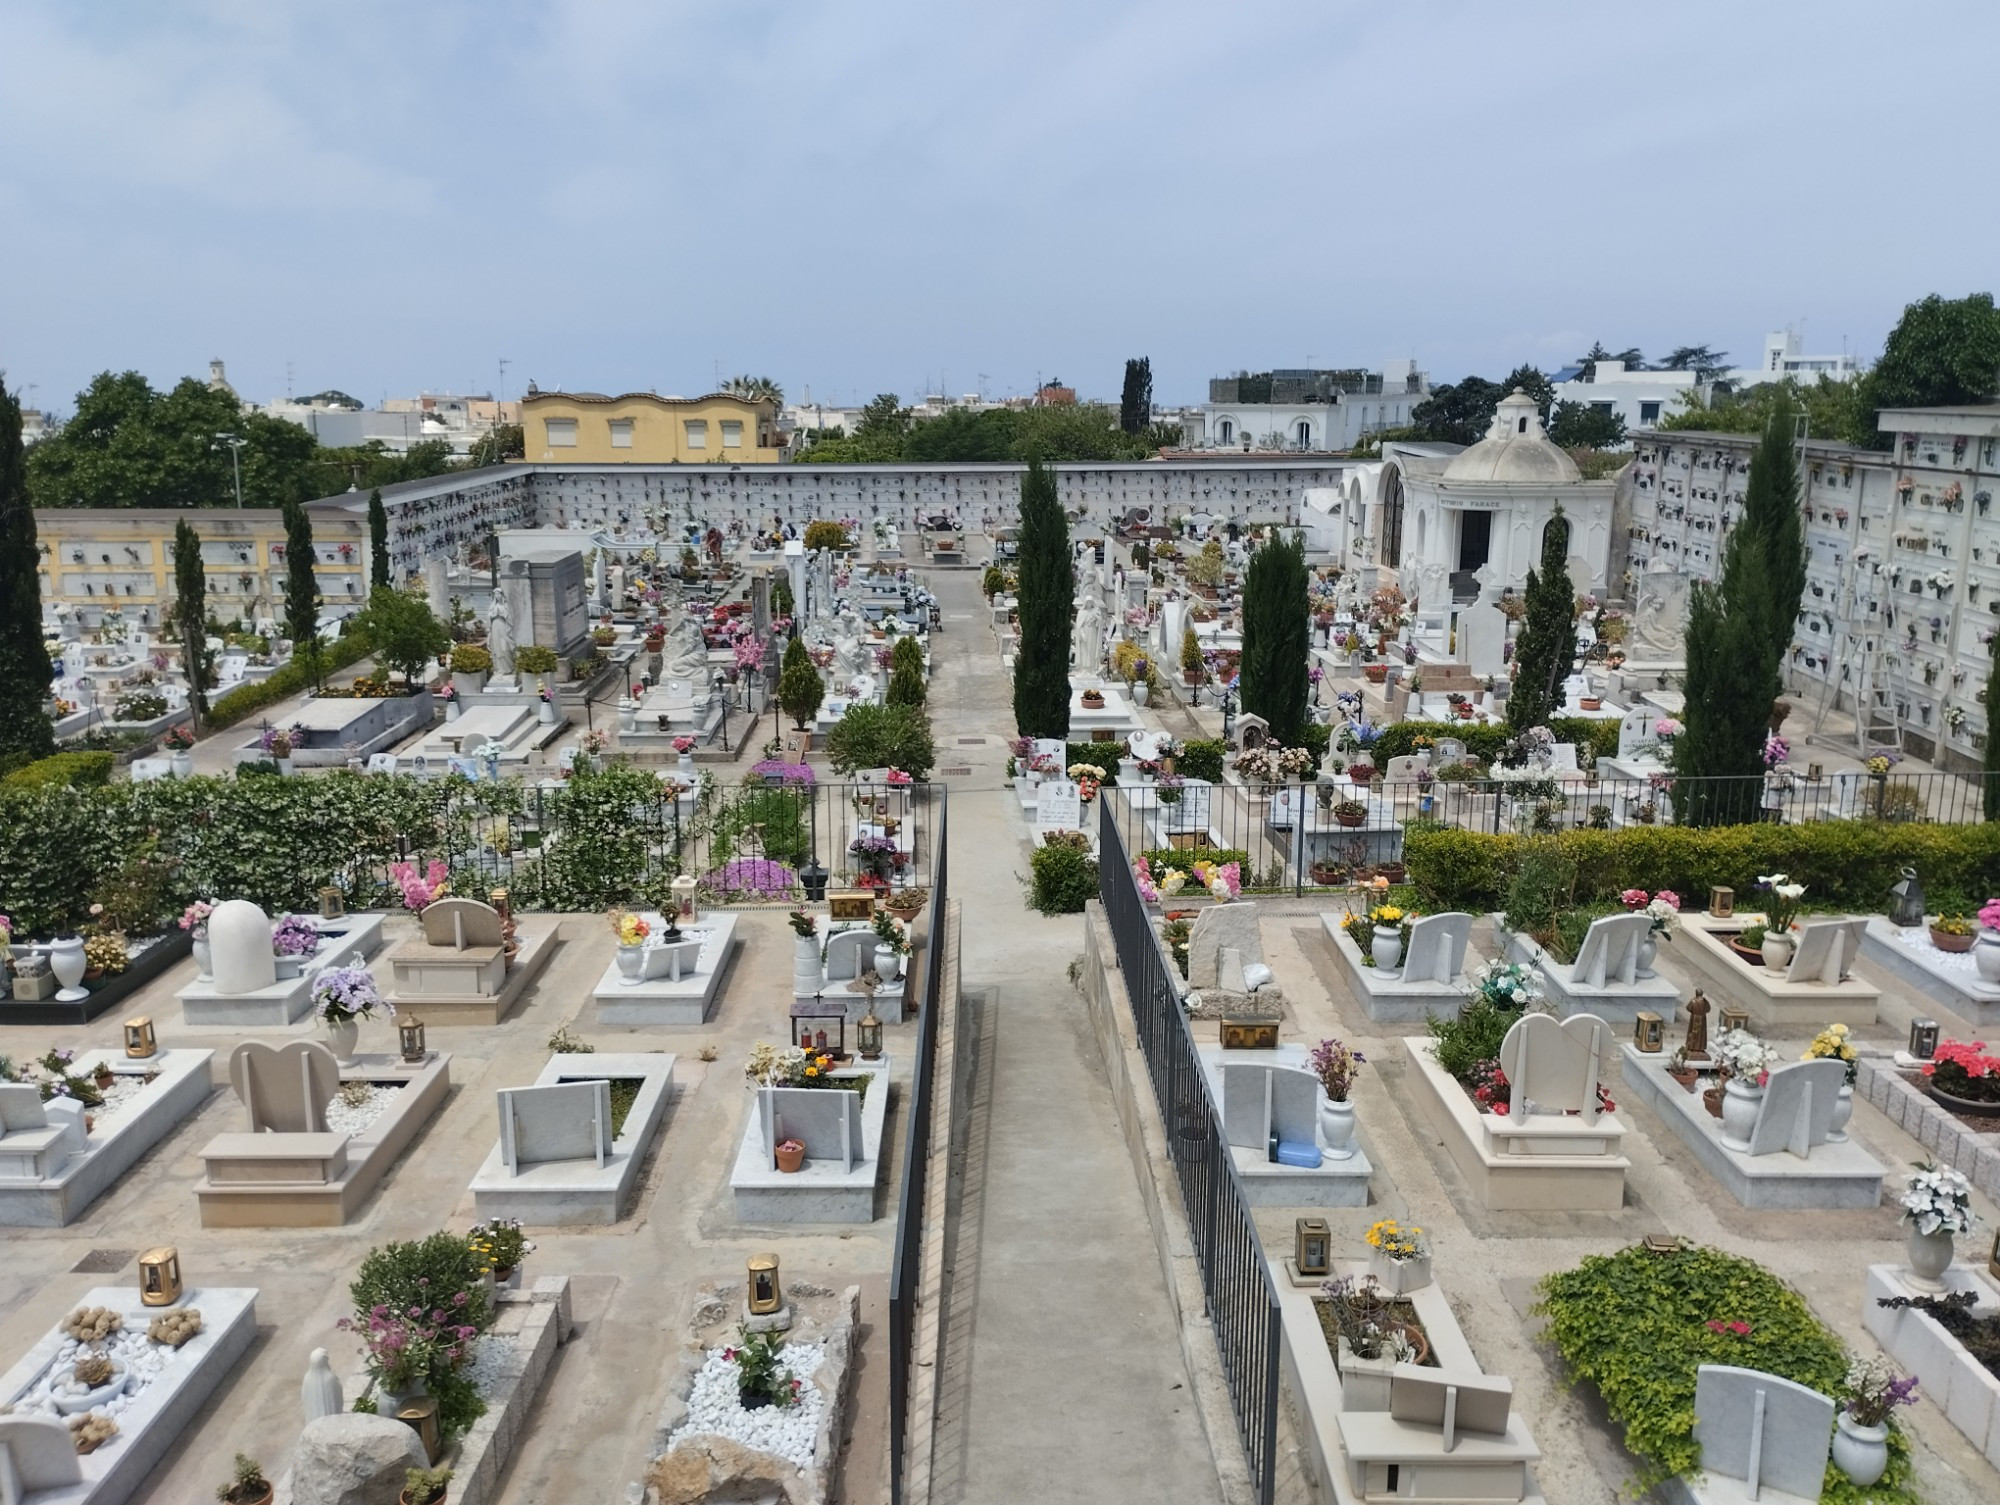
[5, 0, 1999, 417]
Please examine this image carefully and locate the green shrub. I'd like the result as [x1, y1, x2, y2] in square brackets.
[1370, 718, 1618, 765]
[1407, 819, 2000, 916]
[448, 644, 492, 675]
[3, 752, 115, 790]
[1501, 840, 1576, 943]
[1426, 1001, 1517, 1083]
[1535, 1244, 1916, 1501]
[208, 629, 374, 730]
[349, 1231, 492, 1445]
[803, 520, 850, 552]
[1064, 743, 1123, 781]
[825, 703, 935, 779]
[1177, 739, 1226, 782]
[1138, 847, 1250, 880]
[1029, 837, 1098, 914]
[514, 645, 558, 675]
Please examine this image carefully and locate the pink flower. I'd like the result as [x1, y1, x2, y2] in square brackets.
[1654, 891, 1680, 911]
[1620, 889, 1649, 910]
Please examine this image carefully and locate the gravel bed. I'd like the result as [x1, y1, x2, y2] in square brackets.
[667, 1341, 826, 1469]
[87, 1074, 153, 1133]
[12, 1328, 171, 1431]
[324, 1083, 404, 1136]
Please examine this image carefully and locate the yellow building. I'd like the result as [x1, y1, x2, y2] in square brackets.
[33, 508, 371, 625]
[520, 389, 781, 463]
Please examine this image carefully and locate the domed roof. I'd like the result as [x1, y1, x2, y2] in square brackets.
[1441, 390, 1580, 484]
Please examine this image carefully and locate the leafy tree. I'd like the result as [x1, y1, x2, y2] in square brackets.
[1674, 405, 1804, 825]
[281, 498, 322, 687]
[172, 519, 212, 726]
[1659, 345, 1729, 374]
[1500, 365, 1555, 421]
[393, 439, 458, 482]
[367, 489, 390, 590]
[724, 374, 784, 406]
[901, 407, 1016, 462]
[1570, 343, 1644, 380]
[1507, 506, 1575, 733]
[777, 635, 823, 729]
[1011, 453, 1072, 738]
[886, 634, 925, 708]
[1410, 377, 1503, 445]
[1858, 292, 2000, 449]
[361, 586, 449, 686]
[466, 423, 523, 469]
[856, 393, 910, 444]
[0, 379, 54, 763]
[1119, 357, 1153, 435]
[825, 702, 935, 778]
[1548, 401, 1626, 450]
[1239, 530, 1309, 744]
[1656, 375, 1867, 444]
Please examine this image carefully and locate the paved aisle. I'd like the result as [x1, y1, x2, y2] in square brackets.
[924, 567, 1220, 1505]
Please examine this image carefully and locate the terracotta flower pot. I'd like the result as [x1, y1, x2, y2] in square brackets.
[1668, 1067, 1699, 1092]
[1364, 665, 1388, 684]
[1579, 697, 1602, 711]
[1701, 1085, 1724, 1119]
[1929, 926, 1976, 953]
[775, 1143, 806, 1173]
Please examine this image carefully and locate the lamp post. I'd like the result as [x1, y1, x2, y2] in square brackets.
[213, 434, 246, 508]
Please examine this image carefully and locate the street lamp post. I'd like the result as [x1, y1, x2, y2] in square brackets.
[214, 434, 246, 508]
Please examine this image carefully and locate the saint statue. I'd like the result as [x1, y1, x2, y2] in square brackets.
[487, 583, 516, 678]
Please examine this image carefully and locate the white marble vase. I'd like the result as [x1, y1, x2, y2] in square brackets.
[325, 1017, 359, 1065]
[1831, 1414, 1889, 1487]
[1719, 1078, 1764, 1150]
[1320, 1099, 1357, 1160]
[1904, 1226, 1954, 1290]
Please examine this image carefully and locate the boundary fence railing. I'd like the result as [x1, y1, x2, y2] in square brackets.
[1097, 799, 1281, 1505]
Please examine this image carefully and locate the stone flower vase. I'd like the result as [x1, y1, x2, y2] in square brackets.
[1320, 1097, 1358, 1160]
[538, 699, 556, 725]
[1831, 1413, 1890, 1488]
[794, 935, 821, 994]
[170, 751, 194, 778]
[49, 936, 89, 1001]
[874, 944, 901, 981]
[1827, 1084, 1854, 1141]
[1132, 682, 1150, 707]
[192, 936, 213, 981]
[1719, 1077, 1764, 1151]
[1635, 934, 1658, 978]
[446, 698, 462, 722]
[1367, 1251, 1432, 1296]
[1905, 1226, 1955, 1291]
[1976, 930, 2000, 985]
[615, 944, 647, 987]
[1371, 926, 1403, 973]
[325, 1017, 360, 1066]
[1760, 933, 1794, 970]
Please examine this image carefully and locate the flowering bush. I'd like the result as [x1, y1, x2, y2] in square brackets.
[1901, 1161, 1974, 1236]
[388, 860, 449, 914]
[339, 1299, 479, 1393]
[313, 964, 389, 1024]
[465, 1218, 532, 1276]
[724, 1326, 802, 1410]
[699, 859, 799, 900]
[1713, 1028, 1780, 1086]
[748, 759, 814, 787]
[270, 915, 321, 958]
[1308, 1038, 1365, 1102]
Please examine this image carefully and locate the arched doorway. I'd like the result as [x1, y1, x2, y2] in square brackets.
[1295, 419, 1312, 449]
[1217, 418, 1235, 444]
[1379, 465, 1406, 568]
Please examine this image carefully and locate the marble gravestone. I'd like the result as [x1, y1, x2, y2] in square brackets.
[1632, 558, 1691, 662]
[1569, 913, 1650, 987]
[760, 1085, 864, 1173]
[0, 1084, 88, 1179]
[229, 1041, 341, 1134]
[1188, 903, 1263, 990]
[1400, 913, 1472, 984]
[1498, 1013, 1612, 1122]
[208, 899, 278, 995]
[1616, 708, 1655, 759]
[1220, 1061, 1320, 1153]
[1035, 779, 1083, 831]
[1458, 598, 1508, 679]
[1691, 1364, 1834, 1502]
[498, 1080, 612, 1175]
[1743, 1059, 1849, 1159]
[823, 928, 877, 983]
[0, 1415, 84, 1495]
[423, 896, 505, 950]
[1785, 918, 1866, 986]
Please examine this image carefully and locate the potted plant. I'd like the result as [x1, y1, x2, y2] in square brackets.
[312, 963, 387, 1066]
[1920, 1038, 2000, 1114]
[1080, 688, 1106, 710]
[1364, 1217, 1432, 1295]
[1332, 799, 1369, 828]
[448, 643, 491, 695]
[466, 1218, 532, 1287]
[726, 1325, 804, 1410]
[1752, 872, 1805, 967]
[1712, 1028, 1779, 1150]
[270, 915, 321, 978]
[164, 723, 196, 777]
[259, 725, 295, 774]
[216, 1453, 273, 1505]
[1929, 914, 1975, 953]
[775, 1137, 806, 1173]
[872, 911, 909, 981]
[1730, 922, 1767, 964]
[401, 1465, 454, 1505]
[1803, 1023, 1859, 1138]
[1154, 773, 1184, 806]
[1831, 1357, 1917, 1487]
[1899, 1160, 1974, 1290]
[1665, 1047, 1700, 1092]
[1307, 1038, 1365, 1160]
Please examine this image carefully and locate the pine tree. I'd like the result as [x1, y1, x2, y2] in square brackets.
[367, 489, 390, 590]
[1506, 506, 1575, 732]
[0, 379, 54, 763]
[1240, 530, 1309, 743]
[777, 634, 824, 729]
[1120, 358, 1153, 435]
[1011, 453, 1072, 738]
[172, 519, 212, 727]
[1674, 404, 1805, 825]
[886, 634, 926, 708]
[282, 498, 322, 688]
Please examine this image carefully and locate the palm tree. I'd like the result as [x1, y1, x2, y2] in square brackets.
[725, 374, 784, 407]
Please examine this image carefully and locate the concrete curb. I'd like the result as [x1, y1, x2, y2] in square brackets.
[1856, 1052, 2000, 1201]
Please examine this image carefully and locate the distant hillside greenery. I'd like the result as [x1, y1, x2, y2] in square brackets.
[795, 393, 1180, 464]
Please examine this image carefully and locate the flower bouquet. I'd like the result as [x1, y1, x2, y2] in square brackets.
[610, 910, 650, 948]
[1713, 1028, 1779, 1087]
[312, 964, 389, 1024]
[271, 915, 321, 958]
[178, 901, 215, 940]
[1308, 1038, 1365, 1103]
[1803, 1022, 1859, 1085]
[1900, 1161, 1974, 1236]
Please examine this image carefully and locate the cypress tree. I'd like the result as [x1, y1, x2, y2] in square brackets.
[1240, 529, 1309, 744]
[1675, 404, 1806, 825]
[1119, 358, 1153, 435]
[1506, 506, 1575, 733]
[368, 488, 390, 590]
[173, 519, 212, 727]
[282, 498, 322, 688]
[886, 634, 926, 708]
[1012, 453, 1072, 738]
[0, 379, 55, 763]
[777, 634, 824, 729]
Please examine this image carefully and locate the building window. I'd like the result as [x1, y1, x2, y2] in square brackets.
[721, 420, 743, 448]
[1218, 419, 1234, 443]
[1639, 401, 1661, 424]
[544, 418, 577, 448]
[1295, 420, 1312, 448]
[608, 419, 633, 449]
[684, 420, 708, 450]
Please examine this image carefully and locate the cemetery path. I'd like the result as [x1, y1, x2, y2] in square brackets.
[923, 567, 1222, 1505]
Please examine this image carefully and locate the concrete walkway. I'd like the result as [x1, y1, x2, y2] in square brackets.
[923, 567, 1220, 1504]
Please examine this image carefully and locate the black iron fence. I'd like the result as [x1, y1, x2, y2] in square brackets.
[889, 804, 948, 1505]
[1090, 769, 1985, 899]
[1097, 799, 1282, 1505]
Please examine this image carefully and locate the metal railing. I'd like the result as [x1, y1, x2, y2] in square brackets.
[888, 802, 948, 1505]
[1097, 799, 1282, 1505]
[1091, 769, 1986, 898]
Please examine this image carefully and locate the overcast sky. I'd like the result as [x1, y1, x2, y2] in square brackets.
[6, 1, 1998, 416]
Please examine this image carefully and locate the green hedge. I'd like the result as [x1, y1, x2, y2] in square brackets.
[208, 629, 375, 730]
[1064, 743, 1124, 781]
[1370, 717, 1620, 765]
[3, 752, 116, 790]
[1140, 847, 1249, 878]
[1406, 820, 2000, 915]
[1028, 841, 1098, 914]
[1178, 739, 1226, 782]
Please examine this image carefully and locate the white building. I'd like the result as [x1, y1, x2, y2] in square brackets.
[1186, 362, 1430, 453]
[1551, 331, 1864, 435]
[259, 392, 518, 456]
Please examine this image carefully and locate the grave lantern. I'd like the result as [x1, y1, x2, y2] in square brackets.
[670, 875, 700, 925]
[857, 1010, 883, 1061]
[399, 1015, 428, 1065]
[1294, 1217, 1330, 1278]
[318, 886, 346, 920]
[747, 1253, 783, 1316]
[1708, 886, 1734, 919]
[123, 1016, 157, 1059]
[1633, 1012, 1665, 1053]
[1888, 867, 1925, 928]
[1908, 1020, 1941, 1061]
[139, 1247, 183, 1307]
[1717, 1003, 1751, 1037]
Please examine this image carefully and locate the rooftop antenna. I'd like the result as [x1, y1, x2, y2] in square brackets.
[498, 357, 510, 405]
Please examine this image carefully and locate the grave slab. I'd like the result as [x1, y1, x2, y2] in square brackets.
[730, 1060, 890, 1224]
[591, 914, 740, 1025]
[1671, 913, 1879, 1029]
[1861, 1262, 2000, 1471]
[1321, 912, 1472, 1024]
[1197, 1045, 1372, 1207]
[1858, 917, 2000, 1028]
[470, 1053, 677, 1226]
[1494, 918, 1679, 1025]
[386, 916, 562, 1026]
[177, 912, 386, 1027]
